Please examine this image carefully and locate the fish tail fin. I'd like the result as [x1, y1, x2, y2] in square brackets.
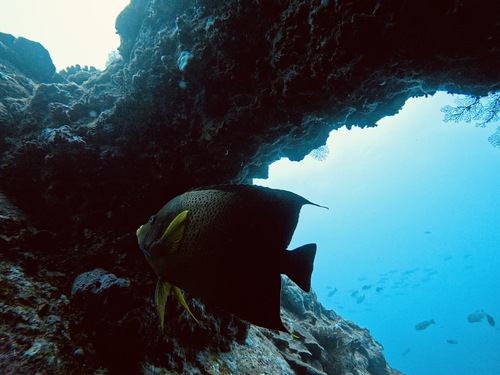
[155, 280, 173, 330]
[173, 286, 199, 324]
[284, 243, 316, 292]
[430, 319, 436, 324]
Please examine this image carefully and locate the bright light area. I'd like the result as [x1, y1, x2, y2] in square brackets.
[0, 0, 130, 70]
[255, 92, 500, 375]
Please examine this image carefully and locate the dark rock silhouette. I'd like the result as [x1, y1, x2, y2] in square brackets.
[1, 0, 498, 373]
[0, 32, 55, 83]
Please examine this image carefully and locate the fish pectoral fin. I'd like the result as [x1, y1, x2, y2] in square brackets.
[173, 286, 199, 324]
[158, 210, 189, 253]
[155, 281, 173, 330]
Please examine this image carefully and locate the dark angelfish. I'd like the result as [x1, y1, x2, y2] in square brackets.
[136, 184, 326, 332]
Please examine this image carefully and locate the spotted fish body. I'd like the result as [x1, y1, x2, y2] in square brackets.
[137, 184, 323, 331]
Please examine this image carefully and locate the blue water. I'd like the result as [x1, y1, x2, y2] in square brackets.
[255, 92, 500, 375]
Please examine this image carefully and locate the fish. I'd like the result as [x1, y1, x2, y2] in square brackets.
[467, 310, 485, 323]
[446, 339, 458, 345]
[327, 288, 338, 298]
[415, 319, 435, 330]
[136, 184, 325, 332]
[486, 314, 495, 327]
[403, 268, 418, 275]
[361, 284, 372, 290]
[376, 287, 383, 292]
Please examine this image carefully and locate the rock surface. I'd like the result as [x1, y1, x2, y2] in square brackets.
[0, 0, 498, 373]
[0, 32, 55, 83]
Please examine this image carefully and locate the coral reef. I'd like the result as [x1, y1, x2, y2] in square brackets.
[1, 0, 498, 373]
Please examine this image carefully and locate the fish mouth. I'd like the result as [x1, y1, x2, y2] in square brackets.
[139, 243, 151, 256]
[137, 221, 167, 257]
[136, 225, 152, 256]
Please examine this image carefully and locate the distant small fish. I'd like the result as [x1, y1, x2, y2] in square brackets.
[446, 339, 458, 345]
[401, 348, 411, 356]
[403, 268, 418, 275]
[424, 231, 432, 235]
[467, 310, 497, 327]
[356, 295, 365, 304]
[444, 255, 453, 261]
[463, 253, 472, 259]
[376, 287, 383, 292]
[361, 284, 372, 290]
[327, 288, 338, 298]
[351, 290, 359, 297]
[468, 310, 485, 323]
[486, 314, 496, 327]
[415, 319, 435, 330]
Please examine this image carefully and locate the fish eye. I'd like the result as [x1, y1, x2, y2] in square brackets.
[148, 215, 156, 224]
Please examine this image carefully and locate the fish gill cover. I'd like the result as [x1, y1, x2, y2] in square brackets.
[0, 0, 498, 374]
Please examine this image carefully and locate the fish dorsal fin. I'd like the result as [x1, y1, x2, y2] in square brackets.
[158, 210, 189, 253]
[155, 280, 173, 330]
[173, 286, 199, 323]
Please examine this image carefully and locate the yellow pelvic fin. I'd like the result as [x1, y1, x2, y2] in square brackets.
[158, 210, 189, 253]
[154, 281, 199, 330]
[173, 286, 199, 324]
[155, 281, 172, 330]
